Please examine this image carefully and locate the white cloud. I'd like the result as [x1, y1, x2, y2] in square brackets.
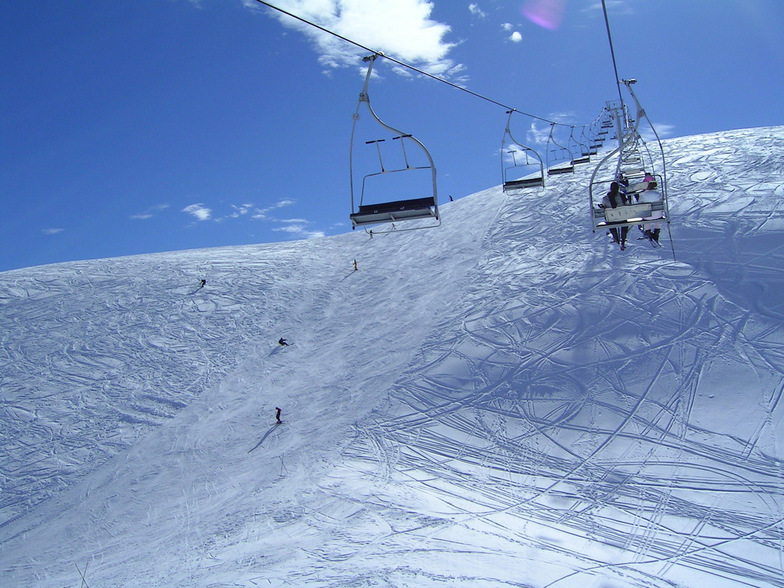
[182, 203, 212, 221]
[228, 203, 255, 218]
[42, 228, 64, 235]
[640, 123, 675, 143]
[252, 199, 295, 220]
[501, 22, 513, 31]
[131, 204, 170, 220]
[526, 121, 551, 145]
[273, 220, 326, 239]
[257, 0, 461, 77]
[509, 31, 522, 43]
[178, 198, 328, 237]
[468, 3, 486, 18]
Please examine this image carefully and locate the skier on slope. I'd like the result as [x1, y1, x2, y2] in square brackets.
[275, 407, 282, 424]
[278, 338, 289, 346]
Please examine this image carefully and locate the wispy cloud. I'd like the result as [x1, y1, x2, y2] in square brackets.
[527, 121, 551, 145]
[42, 228, 64, 236]
[253, 0, 462, 77]
[525, 112, 577, 145]
[272, 219, 326, 239]
[227, 203, 255, 219]
[251, 199, 295, 220]
[182, 203, 212, 221]
[131, 203, 170, 220]
[468, 3, 486, 19]
[640, 123, 675, 143]
[179, 198, 326, 238]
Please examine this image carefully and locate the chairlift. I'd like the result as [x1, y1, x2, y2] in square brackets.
[569, 126, 591, 164]
[587, 110, 611, 151]
[546, 123, 575, 176]
[349, 54, 440, 232]
[501, 109, 545, 191]
[588, 79, 674, 259]
[580, 126, 598, 156]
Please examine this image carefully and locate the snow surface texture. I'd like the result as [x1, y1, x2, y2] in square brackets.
[1, 127, 784, 587]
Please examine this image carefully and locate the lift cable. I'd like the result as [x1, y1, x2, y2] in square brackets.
[254, 0, 576, 127]
[600, 0, 625, 112]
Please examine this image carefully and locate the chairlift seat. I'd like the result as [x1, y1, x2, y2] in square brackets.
[350, 197, 437, 227]
[548, 164, 574, 176]
[622, 169, 646, 180]
[573, 156, 591, 165]
[504, 176, 544, 191]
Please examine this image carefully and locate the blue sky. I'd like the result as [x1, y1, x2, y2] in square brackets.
[2, 0, 782, 272]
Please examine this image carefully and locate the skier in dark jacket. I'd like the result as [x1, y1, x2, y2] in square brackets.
[275, 407, 282, 424]
[278, 338, 288, 346]
[601, 181, 628, 250]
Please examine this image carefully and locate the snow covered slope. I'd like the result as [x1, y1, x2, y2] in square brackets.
[1, 127, 784, 587]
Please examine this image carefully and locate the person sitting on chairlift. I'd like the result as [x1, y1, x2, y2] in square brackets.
[601, 181, 628, 251]
[637, 181, 663, 246]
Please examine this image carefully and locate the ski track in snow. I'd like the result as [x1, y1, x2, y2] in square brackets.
[1, 127, 784, 586]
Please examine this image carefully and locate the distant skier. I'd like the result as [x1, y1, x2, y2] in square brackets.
[199, 279, 206, 288]
[278, 338, 289, 346]
[353, 259, 358, 271]
[275, 407, 282, 424]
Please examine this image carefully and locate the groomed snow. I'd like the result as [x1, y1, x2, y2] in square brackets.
[1, 126, 784, 587]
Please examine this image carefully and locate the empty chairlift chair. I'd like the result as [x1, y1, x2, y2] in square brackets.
[569, 126, 591, 165]
[501, 109, 545, 191]
[546, 123, 575, 176]
[349, 54, 439, 232]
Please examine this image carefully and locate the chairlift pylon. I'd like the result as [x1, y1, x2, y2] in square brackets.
[348, 54, 440, 232]
[501, 109, 545, 191]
